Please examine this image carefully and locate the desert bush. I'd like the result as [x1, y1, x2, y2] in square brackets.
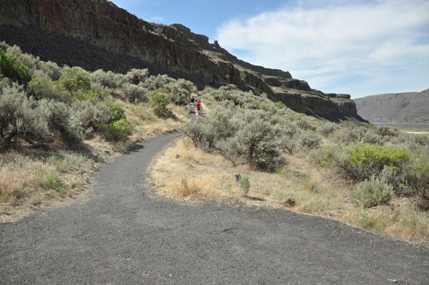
[411, 134, 429, 147]
[149, 89, 172, 118]
[123, 83, 148, 103]
[202, 106, 236, 145]
[346, 143, 409, 179]
[0, 76, 11, 90]
[100, 118, 133, 141]
[296, 119, 316, 131]
[317, 121, 339, 137]
[352, 176, 394, 208]
[342, 129, 360, 144]
[362, 129, 384, 145]
[38, 60, 61, 80]
[58, 66, 91, 95]
[298, 132, 322, 150]
[164, 78, 194, 105]
[377, 126, 398, 137]
[316, 143, 411, 182]
[124, 68, 149, 85]
[0, 47, 31, 85]
[6, 45, 40, 74]
[90, 82, 109, 98]
[183, 118, 209, 148]
[278, 122, 301, 155]
[406, 147, 429, 201]
[38, 99, 83, 146]
[28, 76, 69, 102]
[73, 100, 112, 137]
[103, 102, 125, 122]
[279, 135, 298, 155]
[214, 137, 242, 166]
[0, 85, 51, 149]
[89, 69, 124, 88]
[224, 110, 283, 171]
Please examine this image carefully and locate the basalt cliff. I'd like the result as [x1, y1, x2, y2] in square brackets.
[0, 0, 365, 121]
[355, 89, 429, 124]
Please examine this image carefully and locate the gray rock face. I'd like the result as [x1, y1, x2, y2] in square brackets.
[354, 89, 429, 124]
[0, 0, 365, 121]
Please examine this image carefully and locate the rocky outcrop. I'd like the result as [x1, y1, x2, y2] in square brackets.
[0, 0, 365, 121]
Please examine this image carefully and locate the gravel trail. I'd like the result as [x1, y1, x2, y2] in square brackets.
[1, 132, 428, 285]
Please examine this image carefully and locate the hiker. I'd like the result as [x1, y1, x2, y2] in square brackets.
[195, 100, 201, 117]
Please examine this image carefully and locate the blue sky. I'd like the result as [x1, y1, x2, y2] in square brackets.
[109, 0, 429, 99]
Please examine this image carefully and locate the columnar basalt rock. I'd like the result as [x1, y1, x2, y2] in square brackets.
[0, 0, 365, 121]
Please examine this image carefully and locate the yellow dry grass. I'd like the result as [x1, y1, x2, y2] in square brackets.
[0, 99, 191, 222]
[148, 137, 429, 244]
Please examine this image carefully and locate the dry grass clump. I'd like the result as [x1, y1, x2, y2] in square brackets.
[149, 137, 429, 244]
[0, 148, 99, 222]
[149, 138, 343, 209]
[149, 138, 236, 202]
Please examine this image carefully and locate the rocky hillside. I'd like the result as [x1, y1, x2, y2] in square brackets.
[0, 0, 364, 122]
[354, 89, 429, 124]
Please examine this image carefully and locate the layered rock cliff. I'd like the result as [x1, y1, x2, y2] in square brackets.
[0, 0, 365, 121]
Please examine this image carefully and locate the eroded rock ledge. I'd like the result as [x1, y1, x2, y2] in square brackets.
[0, 0, 365, 121]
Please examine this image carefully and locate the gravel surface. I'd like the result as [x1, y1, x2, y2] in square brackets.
[1, 132, 428, 285]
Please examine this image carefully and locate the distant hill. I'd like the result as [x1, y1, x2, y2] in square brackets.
[0, 0, 365, 122]
[354, 89, 429, 124]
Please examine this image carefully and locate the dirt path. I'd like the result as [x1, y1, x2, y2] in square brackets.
[1, 132, 428, 285]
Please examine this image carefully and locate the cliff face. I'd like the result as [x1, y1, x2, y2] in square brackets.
[0, 0, 364, 121]
[355, 89, 429, 124]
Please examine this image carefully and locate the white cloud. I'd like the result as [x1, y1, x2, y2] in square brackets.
[216, 0, 429, 97]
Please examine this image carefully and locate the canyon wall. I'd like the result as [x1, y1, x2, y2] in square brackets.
[0, 0, 365, 121]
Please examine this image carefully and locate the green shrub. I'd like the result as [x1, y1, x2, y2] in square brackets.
[6, 45, 41, 75]
[104, 102, 125, 121]
[40, 172, 63, 190]
[28, 76, 69, 101]
[240, 176, 251, 195]
[352, 176, 394, 208]
[58, 66, 91, 95]
[149, 89, 172, 118]
[346, 143, 409, 178]
[0, 47, 31, 85]
[101, 118, 133, 141]
[314, 143, 411, 182]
